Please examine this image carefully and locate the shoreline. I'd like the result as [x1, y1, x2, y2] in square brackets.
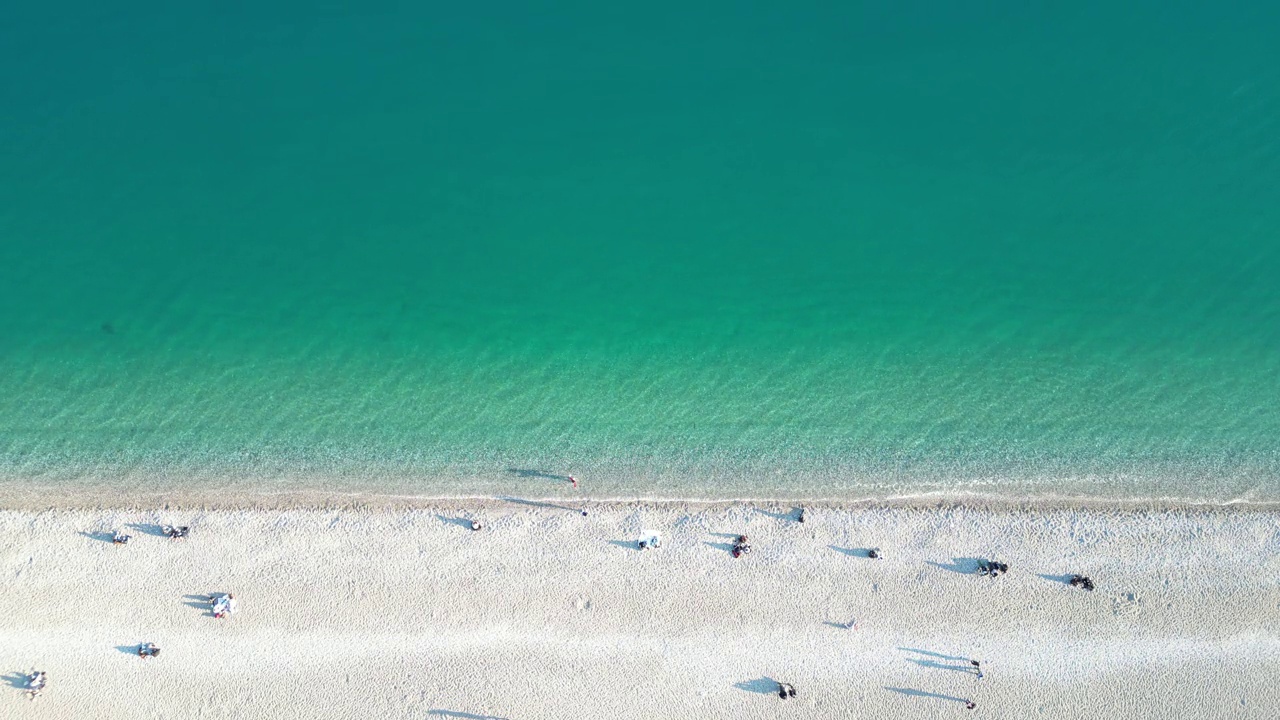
[2, 481, 1279, 513]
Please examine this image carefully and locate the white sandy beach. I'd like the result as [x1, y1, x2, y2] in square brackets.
[1, 501, 1277, 719]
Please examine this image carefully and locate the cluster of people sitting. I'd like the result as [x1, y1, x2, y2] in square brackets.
[777, 681, 798, 699]
[638, 534, 662, 550]
[209, 593, 238, 619]
[731, 535, 752, 558]
[977, 560, 1009, 577]
[137, 642, 161, 659]
[162, 524, 190, 540]
[23, 670, 47, 699]
[1069, 574, 1096, 591]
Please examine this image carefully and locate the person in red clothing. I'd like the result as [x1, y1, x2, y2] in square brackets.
[569, 475, 578, 489]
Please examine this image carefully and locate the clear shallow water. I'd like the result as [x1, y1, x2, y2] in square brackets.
[1, 3, 1278, 501]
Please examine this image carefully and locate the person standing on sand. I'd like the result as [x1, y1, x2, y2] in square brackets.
[569, 475, 578, 489]
[965, 701, 976, 710]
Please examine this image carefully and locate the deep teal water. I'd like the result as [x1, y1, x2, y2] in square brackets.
[2, 3, 1278, 500]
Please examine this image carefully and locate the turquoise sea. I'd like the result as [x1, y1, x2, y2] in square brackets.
[2, 2, 1278, 502]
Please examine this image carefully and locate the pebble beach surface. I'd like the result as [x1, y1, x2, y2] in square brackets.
[1, 503, 1277, 719]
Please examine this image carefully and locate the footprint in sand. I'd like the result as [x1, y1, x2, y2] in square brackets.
[1110, 592, 1142, 615]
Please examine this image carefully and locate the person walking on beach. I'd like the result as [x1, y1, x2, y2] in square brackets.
[970, 659, 983, 679]
[569, 475, 578, 489]
[965, 701, 976, 710]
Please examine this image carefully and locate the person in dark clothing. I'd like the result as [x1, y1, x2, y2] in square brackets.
[162, 525, 189, 540]
[965, 701, 976, 710]
[1069, 574, 1096, 591]
[867, 548, 880, 559]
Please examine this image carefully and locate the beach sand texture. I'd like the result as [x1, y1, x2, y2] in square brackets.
[2, 503, 1277, 719]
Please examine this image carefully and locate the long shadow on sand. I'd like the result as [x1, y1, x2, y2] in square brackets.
[126, 523, 171, 538]
[907, 658, 975, 674]
[79, 530, 117, 544]
[436, 515, 475, 530]
[704, 541, 737, 555]
[497, 496, 584, 515]
[885, 687, 970, 704]
[829, 545, 877, 558]
[428, 711, 510, 720]
[1038, 573, 1076, 586]
[734, 677, 780, 694]
[3, 672, 31, 690]
[505, 468, 570, 482]
[182, 594, 222, 617]
[925, 557, 985, 575]
[607, 540, 641, 551]
[898, 647, 970, 662]
[753, 507, 802, 523]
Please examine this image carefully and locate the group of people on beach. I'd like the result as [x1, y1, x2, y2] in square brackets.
[36, 475, 1102, 714]
[1069, 574, 1096, 591]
